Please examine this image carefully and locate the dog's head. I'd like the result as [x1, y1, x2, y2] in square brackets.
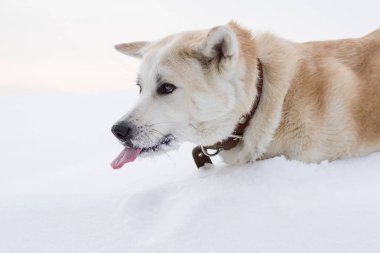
[111, 23, 258, 169]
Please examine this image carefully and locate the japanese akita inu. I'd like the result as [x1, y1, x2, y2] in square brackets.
[111, 22, 380, 169]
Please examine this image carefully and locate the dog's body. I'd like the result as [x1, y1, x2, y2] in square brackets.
[111, 22, 380, 168]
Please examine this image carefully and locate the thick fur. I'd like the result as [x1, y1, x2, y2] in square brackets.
[114, 22, 380, 165]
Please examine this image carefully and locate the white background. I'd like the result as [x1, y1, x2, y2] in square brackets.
[0, 0, 379, 93]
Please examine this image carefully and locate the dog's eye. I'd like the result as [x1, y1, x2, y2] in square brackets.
[157, 83, 176, 95]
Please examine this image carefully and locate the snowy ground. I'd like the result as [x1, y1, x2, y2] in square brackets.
[1, 92, 380, 253]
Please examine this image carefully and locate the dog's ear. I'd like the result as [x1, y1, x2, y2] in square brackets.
[114, 41, 150, 58]
[195, 26, 239, 70]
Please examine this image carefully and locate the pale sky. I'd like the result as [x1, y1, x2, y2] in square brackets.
[0, 0, 379, 94]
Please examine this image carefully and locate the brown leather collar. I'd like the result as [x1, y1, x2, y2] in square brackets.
[192, 59, 264, 168]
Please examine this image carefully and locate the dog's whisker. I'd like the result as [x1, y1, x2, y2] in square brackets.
[148, 121, 186, 127]
[151, 129, 166, 138]
[189, 123, 200, 131]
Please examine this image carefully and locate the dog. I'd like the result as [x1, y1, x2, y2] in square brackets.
[111, 21, 380, 169]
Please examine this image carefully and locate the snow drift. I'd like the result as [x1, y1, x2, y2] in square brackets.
[1, 92, 380, 253]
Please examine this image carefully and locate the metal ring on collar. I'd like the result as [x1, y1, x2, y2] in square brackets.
[200, 146, 222, 157]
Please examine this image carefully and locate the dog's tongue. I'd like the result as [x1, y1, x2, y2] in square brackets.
[111, 147, 142, 169]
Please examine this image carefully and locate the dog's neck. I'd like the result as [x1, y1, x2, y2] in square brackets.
[192, 59, 264, 168]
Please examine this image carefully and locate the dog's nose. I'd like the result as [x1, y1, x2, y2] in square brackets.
[111, 123, 133, 144]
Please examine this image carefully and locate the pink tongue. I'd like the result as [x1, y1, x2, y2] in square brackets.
[111, 147, 142, 169]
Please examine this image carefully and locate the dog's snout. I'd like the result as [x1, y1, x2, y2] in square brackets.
[111, 123, 133, 144]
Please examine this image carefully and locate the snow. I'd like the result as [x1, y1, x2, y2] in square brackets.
[1, 92, 380, 253]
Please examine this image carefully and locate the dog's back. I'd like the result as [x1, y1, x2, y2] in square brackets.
[266, 29, 380, 162]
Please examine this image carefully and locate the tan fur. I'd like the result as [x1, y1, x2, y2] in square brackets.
[217, 25, 380, 164]
[263, 28, 380, 162]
